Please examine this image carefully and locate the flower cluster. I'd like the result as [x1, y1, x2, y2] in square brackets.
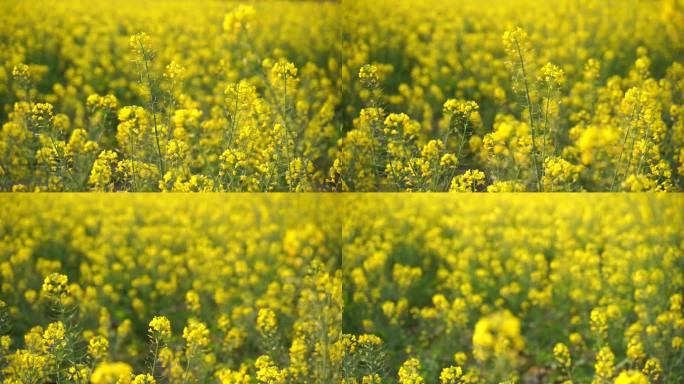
[1, 0, 682, 191]
[0, 0, 339, 191]
[0, 195, 343, 383]
[334, 0, 683, 191]
[343, 194, 684, 382]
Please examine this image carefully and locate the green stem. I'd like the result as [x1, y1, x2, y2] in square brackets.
[610, 102, 638, 191]
[139, 41, 165, 178]
[515, 40, 541, 190]
[541, 85, 552, 165]
[456, 119, 470, 159]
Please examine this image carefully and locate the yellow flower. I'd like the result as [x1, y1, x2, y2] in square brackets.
[443, 99, 479, 118]
[362, 374, 382, 384]
[590, 308, 608, 341]
[183, 319, 209, 351]
[398, 358, 424, 384]
[31, 103, 54, 125]
[453, 352, 467, 366]
[255, 355, 286, 384]
[131, 374, 155, 384]
[148, 316, 171, 340]
[439, 365, 463, 384]
[450, 170, 486, 192]
[538, 63, 565, 87]
[359, 64, 379, 86]
[613, 370, 648, 384]
[12, 64, 31, 82]
[91, 362, 133, 384]
[626, 337, 645, 363]
[592, 347, 614, 384]
[87, 93, 118, 111]
[89, 150, 119, 191]
[42, 321, 66, 351]
[5, 350, 48, 381]
[185, 290, 200, 313]
[129, 32, 152, 58]
[384, 113, 411, 136]
[357, 334, 382, 346]
[472, 310, 524, 362]
[217, 367, 252, 384]
[642, 358, 662, 382]
[542, 156, 580, 191]
[164, 61, 186, 81]
[553, 342, 571, 368]
[256, 308, 278, 335]
[66, 365, 89, 384]
[271, 60, 298, 80]
[569, 332, 583, 346]
[502, 27, 529, 55]
[223, 5, 256, 34]
[88, 335, 109, 360]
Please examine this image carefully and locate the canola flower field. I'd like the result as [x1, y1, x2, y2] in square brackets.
[0, 195, 342, 383]
[1, 0, 683, 191]
[1, 194, 683, 383]
[342, 194, 684, 383]
[1, 0, 684, 383]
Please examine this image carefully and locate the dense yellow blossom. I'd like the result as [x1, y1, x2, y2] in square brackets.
[1, 194, 683, 382]
[472, 310, 525, 363]
[87, 335, 109, 361]
[439, 366, 463, 384]
[398, 358, 424, 384]
[0, 0, 339, 192]
[553, 342, 571, 369]
[90, 362, 133, 384]
[0, 0, 681, 191]
[148, 315, 171, 340]
[41, 273, 69, 299]
[0, 195, 342, 383]
[333, 0, 684, 191]
[256, 308, 278, 336]
[613, 370, 648, 384]
[343, 194, 683, 382]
